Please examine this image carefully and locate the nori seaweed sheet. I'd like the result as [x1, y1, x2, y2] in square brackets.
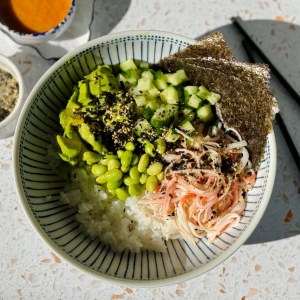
[159, 32, 278, 170]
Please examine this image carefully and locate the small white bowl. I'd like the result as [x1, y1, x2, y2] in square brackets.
[0, 0, 76, 45]
[0, 55, 26, 139]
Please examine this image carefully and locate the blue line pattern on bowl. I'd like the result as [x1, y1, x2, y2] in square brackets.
[17, 33, 272, 282]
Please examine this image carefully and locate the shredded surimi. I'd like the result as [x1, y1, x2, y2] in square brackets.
[139, 122, 256, 242]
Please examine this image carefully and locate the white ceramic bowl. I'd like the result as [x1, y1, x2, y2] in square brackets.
[0, 55, 26, 139]
[13, 30, 276, 287]
[0, 0, 76, 45]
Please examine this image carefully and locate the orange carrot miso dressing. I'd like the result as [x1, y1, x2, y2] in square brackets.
[0, 0, 72, 34]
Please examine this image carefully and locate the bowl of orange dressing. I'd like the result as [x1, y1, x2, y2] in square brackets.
[0, 0, 76, 44]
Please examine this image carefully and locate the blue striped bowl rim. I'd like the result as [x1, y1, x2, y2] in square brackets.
[13, 30, 276, 287]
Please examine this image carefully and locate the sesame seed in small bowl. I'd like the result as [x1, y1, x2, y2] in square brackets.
[0, 55, 26, 139]
[0, 0, 76, 45]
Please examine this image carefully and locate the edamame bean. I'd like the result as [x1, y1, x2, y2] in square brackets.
[146, 175, 158, 192]
[107, 180, 122, 190]
[105, 169, 123, 182]
[91, 164, 107, 176]
[108, 189, 117, 196]
[125, 141, 135, 151]
[121, 165, 130, 173]
[96, 174, 107, 184]
[124, 175, 139, 186]
[145, 142, 155, 157]
[156, 171, 165, 181]
[139, 173, 148, 185]
[100, 154, 118, 165]
[128, 184, 143, 196]
[147, 162, 163, 176]
[116, 188, 129, 201]
[107, 159, 121, 170]
[120, 150, 132, 167]
[154, 138, 166, 154]
[130, 154, 139, 165]
[138, 153, 150, 173]
[129, 165, 140, 181]
[117, 150, 124, 159]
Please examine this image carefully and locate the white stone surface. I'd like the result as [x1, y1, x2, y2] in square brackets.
[1, 0, 300, 299]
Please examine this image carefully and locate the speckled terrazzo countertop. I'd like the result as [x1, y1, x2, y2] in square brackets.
[0, 0, 300, 299]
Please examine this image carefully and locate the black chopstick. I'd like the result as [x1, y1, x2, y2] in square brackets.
[242, 39, 300, 173]
[232, 16, 300, 107]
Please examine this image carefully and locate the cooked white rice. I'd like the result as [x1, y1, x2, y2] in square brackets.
[60, 168, 176, 252]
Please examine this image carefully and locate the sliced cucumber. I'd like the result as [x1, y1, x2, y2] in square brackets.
[164, 128, 180, 143]
[206, 91, 221, 105]
[141, 70, 154, 80]
[120, 59, 138, 72]
[197, 85, 210, 100]
[154, 71, 168, 90]
[186, 94, 202, 109]
[137, 77, 153, 92]
[180, 120, 195, 133]
[147, 84, 160, 98]
[135, 119, 153, 137]
[164, 69, 189, 86]
[196, 104, 214, 123]
[134, 95, 147, 107]
[184, 85, 199, 95]
[160, 86, 179, 105]
[150, 104, 178, 129]
[139, 61, 149, 69]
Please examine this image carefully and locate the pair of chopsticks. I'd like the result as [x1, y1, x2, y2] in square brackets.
[231, 16, 300, 173]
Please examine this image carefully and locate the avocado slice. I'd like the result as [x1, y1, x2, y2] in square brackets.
[78, 123, 104, 154]
[82, 151, 101, 165]
[59, 109, 83, 130]
[78, 80, 92, 106]
[66, 87, 80, 110]
[56, 135, 82, 158]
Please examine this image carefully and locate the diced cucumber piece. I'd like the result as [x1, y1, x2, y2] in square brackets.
[160, 86, 179, 104]
[184, 85, 199, 95]
[143, 106, 155, 121]
[123, 69, 141, 85]
[140, 61, 149, 69]
[154, 71, 168, 90]
[164, 69, 189, 86]
[120, 59, 138, 72]
[206, 91, 221, 105]
[141, 70, 154, 80]
[166, 104, 179, 121]
[150, 104, 178, 129]
[182, 107, 193, 116]
[197, 85, 210, 100]
[137, 77, 153, 92]
[134, 95, 147, 107]
[145, 99, 160, 111]
[196, 104, 214, 123]
[183, 111, 196, 122]
[147, 84, 160, 98]
[164, 128, 180, 143]
[180, 120, 195, 133]
[135, 118, 153, 137]
[129, 86, 142, 96]
[186, 94, 202, 109]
